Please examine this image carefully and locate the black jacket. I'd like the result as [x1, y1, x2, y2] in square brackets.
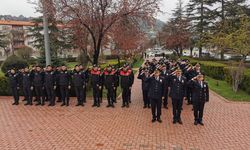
[103, 70, 116, 89]
[169, 75, 187, 99]
[5, 72, 20, 88]
[120, 70, 134, 89]
[72, 70, 86, 87]
[146, 76, 166, 100]
[33, 71, 44, 87]
[44, 71, 56, 87]
[21, 72, 33, 88]
[57, 71, 71, 86]
[137, 72, 150, 91]
[188, 80, 209, 102]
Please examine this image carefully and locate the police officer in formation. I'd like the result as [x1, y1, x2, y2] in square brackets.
[139, 58, 209, 125]
[5, 69, 20, 105]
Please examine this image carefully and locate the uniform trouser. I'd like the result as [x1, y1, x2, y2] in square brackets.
[75, 86, 84, 104]
[107, 87, 114, 105]
[142, 90, 150, 106]
[187, 88, 192, 104]
[128, 88, 132, 103]
[100, 86, 103, 102]
[34, 86, 44, 104]
[172, 98, 183, 121]
[150, 98, 162, 119]
[83, 86, 87, 103]
[60, 85, 69, 105]
[113, 87, 117, 102]
[93, 86, 100, 105]
[122, 88, 130, 106]
[163, 90, 168, 107]
[23, 86, 32, 104]
[193, 101, 205, 122]
[11, 86, 19, 103]
[45, 85, 55, 105]
[56, 85, 61, 101]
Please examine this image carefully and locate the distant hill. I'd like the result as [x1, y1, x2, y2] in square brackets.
[0, 15, 33, 21]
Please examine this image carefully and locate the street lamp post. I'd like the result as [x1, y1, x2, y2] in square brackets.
[42, 0, 51, 66]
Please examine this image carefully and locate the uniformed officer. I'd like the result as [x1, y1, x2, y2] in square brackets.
[188, 74, 209, 126]
[90, 65, 102, 107]
[21, 67, 33, 106]
[55, 66, 62, 102]
[137, 68, 150, 108]
[72, 65, 86, 106]
[169, 69, 187, 124]
[120, 64, 134, 108]
[33, 66, 45, 106]
[103, 65, 116, 108]
[184, 65, 196, 105]
[79, 64, 89, 103]
[57, 65, 71, 106]
[146, 69, 166, 123]
[127, 65, 134, 104]
[160, 64, 171, 109]
[44, 65, 56, 106]
[112, 66, 119, 103]
[5, 69, 20, 105]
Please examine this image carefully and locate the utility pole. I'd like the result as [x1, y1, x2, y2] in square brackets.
[42, 0, 51, 66]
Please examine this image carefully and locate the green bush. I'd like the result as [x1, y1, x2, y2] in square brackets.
[0, 76, 11, 96]
[190, 61, 226, 80]
[1, 55, 28, 73]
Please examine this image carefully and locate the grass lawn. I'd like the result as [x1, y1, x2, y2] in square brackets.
[206, 77, 250, 102]
[132, 57, 144, 68]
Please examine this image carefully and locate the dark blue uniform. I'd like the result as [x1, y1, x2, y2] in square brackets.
[33, 71, 45, 105]
[120, 69, 133, 107]
[90, 69, 102, 107]
[103, 69, 117, 107]
[137, 71, 150, 108]
[169, 75, 187, 123]
[44, 71, 56, 106]
[57, 70, 71, 106]
[188, 80, 209, 124]
[5, 71, 20, 105]
[72, 70, 86, 106]
[146, 76, 166, 121]
[21, 72, 33, 105]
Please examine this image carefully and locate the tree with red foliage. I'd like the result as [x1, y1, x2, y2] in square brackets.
[52, 0, 160, 64]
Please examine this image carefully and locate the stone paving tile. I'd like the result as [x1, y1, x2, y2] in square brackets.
[0, 74, 250, 150]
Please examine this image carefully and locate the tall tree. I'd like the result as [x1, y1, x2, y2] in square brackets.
[0, 31, 10, 57]
[160, 0, 190, 56]
[186, 0, 216, 58]
[213, 0, 249, 59]
[52, 0, 160, 65]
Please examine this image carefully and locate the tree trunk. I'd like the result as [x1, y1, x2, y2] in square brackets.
[220, 49, 224, 60]
[190, 47, 193, 57]
[199, 46, 202, 58]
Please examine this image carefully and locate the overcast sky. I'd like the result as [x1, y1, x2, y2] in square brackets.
[0, 0, 188, 22]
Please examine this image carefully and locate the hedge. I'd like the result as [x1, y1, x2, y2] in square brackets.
[190, 60, 226, 80]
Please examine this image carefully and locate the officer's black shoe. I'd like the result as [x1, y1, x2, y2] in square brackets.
[41, 103, 45, 106]
[199, 121, 204, 126]
[113, 101, 117, 103]
[121, 105, 126, 108]
[61, 103, 66, 106]
[57, 100, 62, 102]
[148, 105, 151, 108]
[66, 104, 69, 106]
[30, 103, 33, 106]
[152, 118, 156, 123]
[97, 104, 100, 107]
[24, 103, 30, 106]
[126, 104, 129, 108]
[143, 105, 147, 109]
[178, 120, 183, 125]
[111, 105, 115, 108]
[22, 99, 26, 101]
[81, 104, 84, 107]
[36, 103, 41, 106]
[157, 118, 162, 123]
[76, 104, 81, 106]
[173, 120, 177, 124]
[163, 106, 168, 109]
[92, 104, 97, 107]
[106, 105, 110, 108]
[194, 121, 198, 125]
[12, 102, 17, 105]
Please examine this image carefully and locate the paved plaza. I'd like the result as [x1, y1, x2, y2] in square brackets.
[0, 75, 249, 150]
